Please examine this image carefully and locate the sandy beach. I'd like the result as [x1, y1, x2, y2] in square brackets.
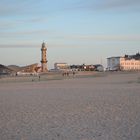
[0, 72, 140, 140]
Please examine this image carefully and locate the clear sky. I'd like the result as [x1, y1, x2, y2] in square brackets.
[0, 0, 140, 69]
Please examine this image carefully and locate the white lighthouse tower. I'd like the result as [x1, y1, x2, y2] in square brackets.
[41, 42, 48, 72]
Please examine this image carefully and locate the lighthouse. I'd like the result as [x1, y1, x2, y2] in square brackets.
[41, 42, 48, 72]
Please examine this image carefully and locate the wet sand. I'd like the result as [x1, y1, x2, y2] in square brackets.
[0, 72, 140, 140]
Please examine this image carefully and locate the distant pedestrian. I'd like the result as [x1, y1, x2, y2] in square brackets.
[39, 75, 41, 81]
[72, 71, 75, 77]
[66, 72, 69, 77]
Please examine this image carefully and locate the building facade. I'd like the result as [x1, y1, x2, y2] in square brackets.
[120, 53, 140, 71]
[54, 63, 69, 70]
[41, 42, 48, 72]
[107, 53, 140, 71]
[107, 57, 120, 71]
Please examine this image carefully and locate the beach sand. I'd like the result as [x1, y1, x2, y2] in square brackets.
[0, 72, 140, 140]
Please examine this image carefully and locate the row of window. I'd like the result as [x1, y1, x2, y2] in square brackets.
[122, 67, 140, 70]
[121, 62, 140, 65]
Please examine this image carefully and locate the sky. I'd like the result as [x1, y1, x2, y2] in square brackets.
[0, 0, 140, 69]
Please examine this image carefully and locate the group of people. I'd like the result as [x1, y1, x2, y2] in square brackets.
[62, 71, 76, 77]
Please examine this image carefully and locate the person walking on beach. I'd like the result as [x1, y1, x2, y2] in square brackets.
[72, 71, 75, 77]
[66, 72, 69, 77]
[39, 75, 41, 81]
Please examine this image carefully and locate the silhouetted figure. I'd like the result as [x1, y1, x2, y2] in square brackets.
[73, 71, 75, 77]
[66, 72, 69, 76]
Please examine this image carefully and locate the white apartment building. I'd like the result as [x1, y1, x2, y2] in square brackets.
[107, 53, 140, 71]
[107, 57, 120, 71]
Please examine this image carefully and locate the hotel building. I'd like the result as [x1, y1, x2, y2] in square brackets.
[107, 53, 140, 71]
